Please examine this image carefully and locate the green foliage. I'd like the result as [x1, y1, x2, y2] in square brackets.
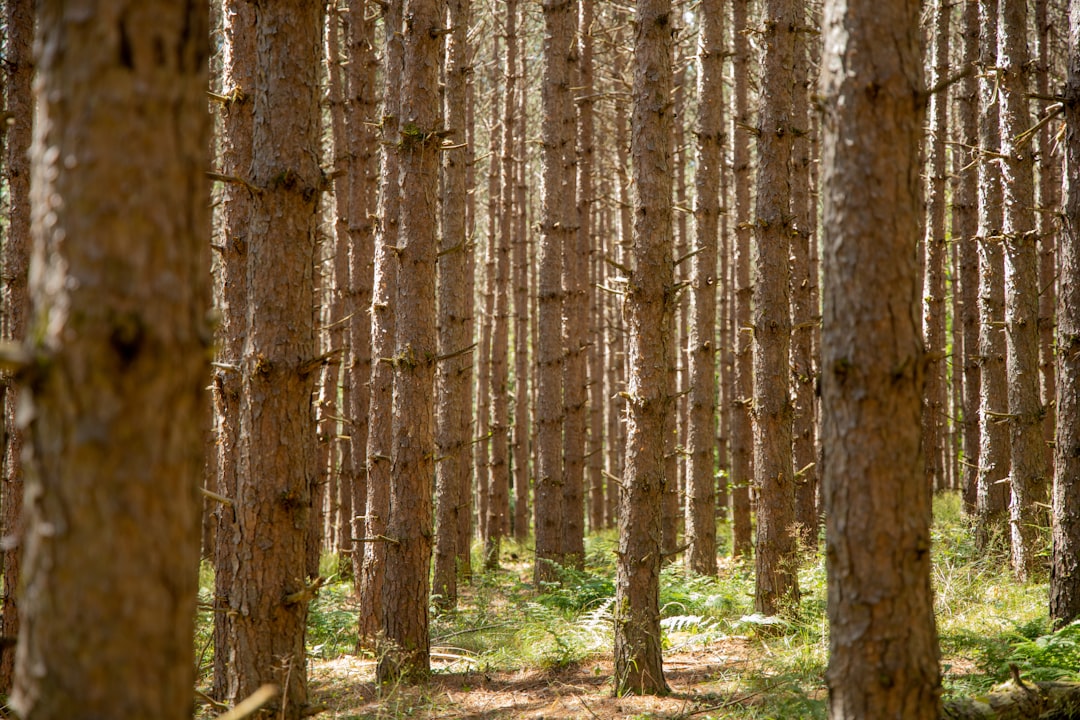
[1010, 620, 1080, 681]
[308, 580, 361, 660]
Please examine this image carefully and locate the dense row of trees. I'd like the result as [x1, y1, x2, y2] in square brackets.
[1, 0, 1080, 717]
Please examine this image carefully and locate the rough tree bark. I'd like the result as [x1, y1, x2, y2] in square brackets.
[535, 0, 576, 584]
[12, 1, 210, 716]
[378, 0, 442, 683]
[976, 0, 1011, 548]
[686, 0, 723, 578]
[0, 0, 31, 694]
[434, 0, 472, 611]
[998, 0, 1049, 581]
[1052, 0, 1080, 627]
[819, 0, 942, 714]
[753, 0, 800, 615]
[358, 0, 402, 648]
[613, 0, 673, 696]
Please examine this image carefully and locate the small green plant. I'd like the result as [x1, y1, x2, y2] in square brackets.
[1010, 620, 1080, 681]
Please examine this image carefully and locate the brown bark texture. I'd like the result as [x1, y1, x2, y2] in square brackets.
[358, 0, 403, 648]
[998, 0, 1049, 581]
[12, 1, 210, 717]
[378, 0, 442, 683]
[819, 0, 942, 715]
[434, 0, 472, 610]
[956, 0, 981, 513]
[686, 0, 723, 578]
[535, 0, 575, 584]
[613, 0, 673, 696]
[730, 0, 755, 561]
[0, 0, 32, 694]
[346, 0, 378, 587]
[1052, 0, 1080, 627]
[753, 0, 800, 616]
[212, 0, 254, 699]
[214, 3, 323, 716]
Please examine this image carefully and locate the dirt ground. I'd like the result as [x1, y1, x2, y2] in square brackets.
[305, 637, 800, 719]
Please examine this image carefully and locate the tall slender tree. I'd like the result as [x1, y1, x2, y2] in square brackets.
[613, 0, 673, 695]
[378, 0, 443, 683]
[11, 2, 210, 716]
[434, 0, 472, 609]
[686, 0, 723, 578]
[753, 0, 800, 615]
[1053, 0, 1080, 627]
[923, 0, 950, 493]
[0, 0, 32, 693]
[535, 0, 576, 583]
[999, 0, 1049, 580]
[976, 0, 1010, 547]
[211, 0, 254, 698]
[215, 3, 324, 715]
[730, 0, 755, 560]
[955, 0, 981, 512]
[359, 0, 403, 647]
[819, 0, 941, 713]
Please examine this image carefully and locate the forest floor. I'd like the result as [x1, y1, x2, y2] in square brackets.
[197, 494, 1080, 719]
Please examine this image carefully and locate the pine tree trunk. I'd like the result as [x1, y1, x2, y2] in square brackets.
[730, 0, 755, 561]
[485, 0, 515, 568]
[1053, 0, 1080, 626]
[0, 0, 31, 693]
[753, 0, 800, 615]
[976, 0, 1010, 547]
[434, 0, 472, 611]
[346, 0, 377, 588]
[215, 4, 323, 716]
[614, 0, 673, 695]
[819, 0, 942, 713]
[562, 0, 587, 571]
[998, 0, 1049, 580]
[212, 0, 254, 699]
[513, 35, 531, 544]
[378, 0, 442, 683]
[790, 0, 818, 550]
[686, 0, 723, 578]
[12, 2, 210, 716]
[923, 0, 950, 494]
[956, 0, 981, 514]
[359, 1, 403, 648]
[1052, 0, 1080, 627]
[535, 0, 575, 583]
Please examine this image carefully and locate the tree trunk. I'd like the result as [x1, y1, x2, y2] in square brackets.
[215, 3, 323, 716]
[1052, 0, 1080, 627]
[359, 2, 402, 647]
[686, 0, 723, 578]
[212, 0, 254, 700]
[0, 0, 32, 694]
[561, 0, 586, 572]
[956, 0, 981, 514]
[753, 0, 800, 616]
[819, 0, 942, 714]
[378, 0, 442, 683]
[730, 0, 755, 561]
[513, 11, 531, 543]
[976, 0, 1010, 549]
[535, 0, 575, 584]
[790, 0, 817, 552]
[998, 0, 1049, 581]
[346, 0, 378, 588]
[923, 0, 950, 494]
[12, 2, 210, 716]
[614, 0, 673, 696]
[434, 0, 472, 611]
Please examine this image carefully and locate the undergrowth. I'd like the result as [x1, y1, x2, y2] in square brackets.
[194, 492, 1065, 718]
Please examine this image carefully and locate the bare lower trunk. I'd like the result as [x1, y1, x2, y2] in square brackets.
[819, 0, 941, 713]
